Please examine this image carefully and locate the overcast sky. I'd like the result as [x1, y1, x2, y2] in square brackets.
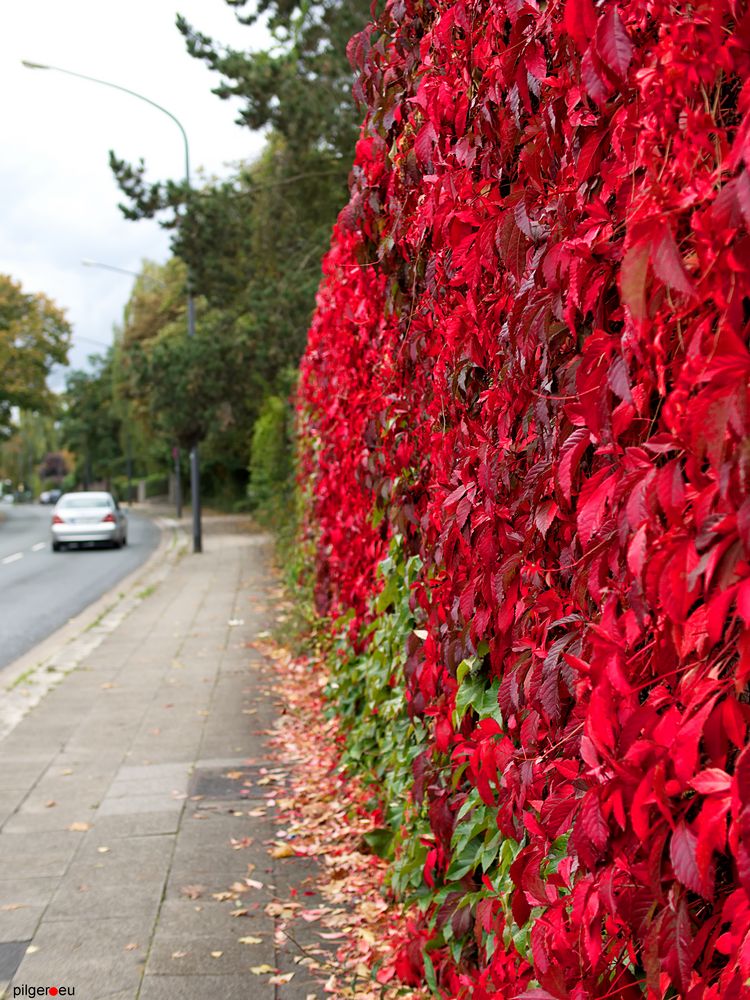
[0, 1, 269, 388]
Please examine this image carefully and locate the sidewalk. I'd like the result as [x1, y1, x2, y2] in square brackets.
[0, 516, 322, 999]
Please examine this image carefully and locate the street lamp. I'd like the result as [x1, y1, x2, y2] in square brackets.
[23, 59, 202, 553]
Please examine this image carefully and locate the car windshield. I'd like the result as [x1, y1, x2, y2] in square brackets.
[58, 495, 111, 509]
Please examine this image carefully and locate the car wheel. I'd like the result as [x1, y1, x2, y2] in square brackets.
[52, 541, 61, 552]
[122, 534, 128, 547]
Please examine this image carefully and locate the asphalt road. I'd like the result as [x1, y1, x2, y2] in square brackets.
[0, 502, 161, 672]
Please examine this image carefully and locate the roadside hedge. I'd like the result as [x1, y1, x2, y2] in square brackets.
[298, 1, 750, 996]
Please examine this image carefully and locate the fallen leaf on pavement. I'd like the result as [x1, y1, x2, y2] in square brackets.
[270, 843, 296, 858]
[67, 822, 90, 832]
[124, 942, 138, 951]
[250, 964, 275, 975]
[97, 847, 110, 854]
[238, 936, 263, 945]
[0, 904, 26, 911]
[180, 885, 205, 900]
[44, 801, 56, 809]
[269, 973, 295, 985]
[171, 951, 188, 959]
[210, 951, 223, 958]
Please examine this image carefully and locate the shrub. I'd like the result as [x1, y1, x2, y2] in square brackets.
[298, 0, 750, 995]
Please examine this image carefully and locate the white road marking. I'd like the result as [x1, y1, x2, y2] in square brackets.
[31, 542, 46, 552]
[1, 552, 23, 565]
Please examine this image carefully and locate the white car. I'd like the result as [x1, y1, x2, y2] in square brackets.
[51, 491, 128, 551]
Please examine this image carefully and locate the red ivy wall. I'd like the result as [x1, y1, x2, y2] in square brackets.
[299, 0, 750, 996]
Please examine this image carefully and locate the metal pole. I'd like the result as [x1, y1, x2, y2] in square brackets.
[173, 446, 182, 520]
[126, 430, 133, 507]
[22, 58, 203, 552]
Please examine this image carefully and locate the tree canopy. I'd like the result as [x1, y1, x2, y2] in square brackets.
[0, 274, 70, 433]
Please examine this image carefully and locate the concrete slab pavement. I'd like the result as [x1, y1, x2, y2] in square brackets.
[0, 516, 329, 999]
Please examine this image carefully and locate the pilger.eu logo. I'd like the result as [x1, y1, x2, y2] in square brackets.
[12, 988, 75, 997]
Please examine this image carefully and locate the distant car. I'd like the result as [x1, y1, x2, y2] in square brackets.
[51, 491, 128, 551]
[39, 489, 62, 505]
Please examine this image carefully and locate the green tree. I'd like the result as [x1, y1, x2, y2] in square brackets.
[176, 0, 373, 160]
[62, 353, 123, 488]
[0, 274, 70, 433]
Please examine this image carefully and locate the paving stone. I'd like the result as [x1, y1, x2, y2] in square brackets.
[87, 812, 181, 839]
[139, 974, 273, 999]
[0, 833, 79, 879]
[44, 880, 163, 922]
[146, 932, 275, 976]
[0, 905, 44, 942]
[8, 918, 145, 997]
[97, 795, 183, 816]
[148, 898, 273, 938]
[0, 942, 28, 984]
[3, 805, 99, 834]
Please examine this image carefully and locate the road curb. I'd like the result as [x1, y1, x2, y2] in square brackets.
[0, 514, 189, 740]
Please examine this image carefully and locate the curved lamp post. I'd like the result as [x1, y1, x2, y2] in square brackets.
[23, 59, 202, 553]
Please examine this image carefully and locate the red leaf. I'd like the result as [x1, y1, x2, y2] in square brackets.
[737, 170, 750, 228]
[577, 468, 619, 546]
[414, 121, 438, 167]
[670, 821, 702, 895]
[652, 227, 695, 297]
[576, 129, 608, 183]
[563, 0, 598, 55]
[620, 240, 650, 321]
[595, 7, 634, 79]
[691, 768, 732, 796]
[534, 499, 558, 539]
[556, 428, 590, 503]
[627, 524, 648, 580]
[581, 792, 609, 850]
[661, 893, 694, 992]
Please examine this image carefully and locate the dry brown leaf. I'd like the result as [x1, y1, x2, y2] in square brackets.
[171, 951, 188, 959]
[270, 843, 296, 859]
[180, 885, 205, 900]
[44, 800, 56, 808]
[67, 822, 90, 832]
[250, 964, 275, 975]
[124, 942, 139, 951]
[269, 972, 295, 985]
[0, 903, 26, 911]
[238, 935, 263, 945]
